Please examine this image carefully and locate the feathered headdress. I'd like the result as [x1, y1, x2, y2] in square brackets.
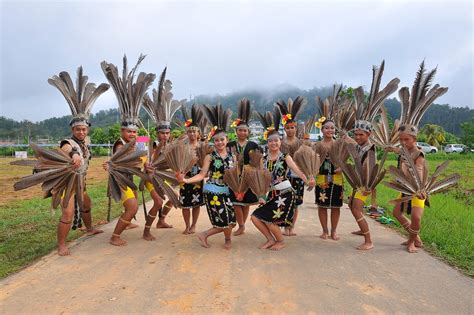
[315, 84, 355, 133]
[101, 54, 156, 130]
[182, 103, 205, 132]
[398, 61, 448, 136]
[256, 107, 281, 140]
[275, 96, 307, 126]
[353, 60, 400, 133]
[231, 98, 252, 129]
[48, 66, 110, 127]
[143, 67, 185, 132]
[201, 104, 232, 140]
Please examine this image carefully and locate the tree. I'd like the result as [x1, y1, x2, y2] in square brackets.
[420, 124, 446, 147]
[90, 127, 108, 144]
[460, 118, 474, 148]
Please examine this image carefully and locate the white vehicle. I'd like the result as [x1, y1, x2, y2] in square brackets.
[444, 144, 466, 153]
[417, 142, 438, 153]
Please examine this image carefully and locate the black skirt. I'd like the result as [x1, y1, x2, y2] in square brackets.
[289, 177, 304, 206]
[203, 191, 236, 228]
[252, 189, 296, 227]
[315, 183, 343, 208]
[179, 181, 205, 209]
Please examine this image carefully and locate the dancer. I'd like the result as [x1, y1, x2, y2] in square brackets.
[48, 66, 109, 255]
[275, 96, 307, 236]
[251, 109, 315, 250]
[101, 54, 156, 246]
[227, 98, 261, 236]
[386, 61, 449, 253]
[179, 103, 206, 234]
[142, 67, 184, 233]
[178, 104, 235, 249]
[346, 60, 399, 250]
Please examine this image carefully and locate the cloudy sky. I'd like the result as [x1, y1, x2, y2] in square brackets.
[1, 0, 472, 122]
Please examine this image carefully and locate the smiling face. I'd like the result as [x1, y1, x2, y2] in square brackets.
[267, 136, 281, 152]
[213, 134, 228, 151]
[321, 122, 335, 139]
[121, 128, 137, 142]
[236, 127, 249, 141]
[72, 125, 88, 141]
[284, 124, 297, 138]
[354, 130, 370, 145]
[399, 132, 417, 150]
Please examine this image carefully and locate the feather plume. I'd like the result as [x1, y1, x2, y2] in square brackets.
[13, 144, 86, 209]
[384, 148, 460, 203]
[101, 54, 155, 126]
[48, 66, 109, 124]
[163, 140, 198, 175]
[399, 61, 448, 127]
[293, 145, 320, 191]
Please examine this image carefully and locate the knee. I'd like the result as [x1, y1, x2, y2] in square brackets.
[61, 210, 74, 222]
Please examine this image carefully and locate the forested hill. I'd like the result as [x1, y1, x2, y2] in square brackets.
[1, 86, 472, 141]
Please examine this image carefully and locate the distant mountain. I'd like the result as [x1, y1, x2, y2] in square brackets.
[1, 86, 472, 142]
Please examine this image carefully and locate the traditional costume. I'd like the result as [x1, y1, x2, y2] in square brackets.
[101, 55, 155, 237]
[252, 109, 297, 227]
[275, 96, 307, 206]
[180, 104, 206, 209]
[50, 66, 110, 229]
[227, 98, 261, 206]
[201, 104, 236, 228]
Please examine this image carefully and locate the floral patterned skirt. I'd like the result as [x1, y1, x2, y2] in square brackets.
[203, 188, 235, 228]
[179, 181, 205, 209]
[252, 188, 296, 227]
[315, 183, 343, 208]
[289, 177, 304, 206]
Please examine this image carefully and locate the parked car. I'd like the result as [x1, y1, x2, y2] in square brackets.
[444, 144, 466, 153]
[417, 142, 438, 153]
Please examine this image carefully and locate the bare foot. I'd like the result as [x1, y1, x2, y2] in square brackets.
[259, 240, 276, 249]
[288, 228, 297, 236]
[330, 232, 340, 241]
[156, 220, 173, 229]
[86, 228, 104, 236]
[407, 242, 418, 253]
[197, 232, 210, 248]
[357, 242, 374, 250]
[125, 223, 138, 230]
[189, 225, 196, 234]
[401, 239, 424, 248]
[58, 245, 71, 256]
[269, 241, 285, 251]
[351, 230, 364, 236]
[283, 229, 290, 236]
[233, 226, 245, 236]
[224, 239, 232, 250]
[320, 232, 329, 240]
[143, 231, 156, 241]
[182, 228, 191, 235]
[110, 235, 127, 246]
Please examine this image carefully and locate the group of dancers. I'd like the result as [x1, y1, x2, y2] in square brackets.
[14, 56, 460, 256]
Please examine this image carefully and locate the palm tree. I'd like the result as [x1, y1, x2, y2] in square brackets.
[421, 124, 446, 147]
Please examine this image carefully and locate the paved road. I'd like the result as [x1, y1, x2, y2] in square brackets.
[1, 192, 473, 314]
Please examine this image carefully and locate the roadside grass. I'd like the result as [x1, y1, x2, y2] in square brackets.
[0, 157, 150, 278]
[355, 153, 473, 276]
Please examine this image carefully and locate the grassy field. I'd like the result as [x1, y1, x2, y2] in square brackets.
[353, 152, 474, 276]
[1, 153, 473, 278]
[0, 157, 142, 278]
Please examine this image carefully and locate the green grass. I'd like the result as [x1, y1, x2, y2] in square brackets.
[0, 181, 149, 279]
[356, 153, 474, 276]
